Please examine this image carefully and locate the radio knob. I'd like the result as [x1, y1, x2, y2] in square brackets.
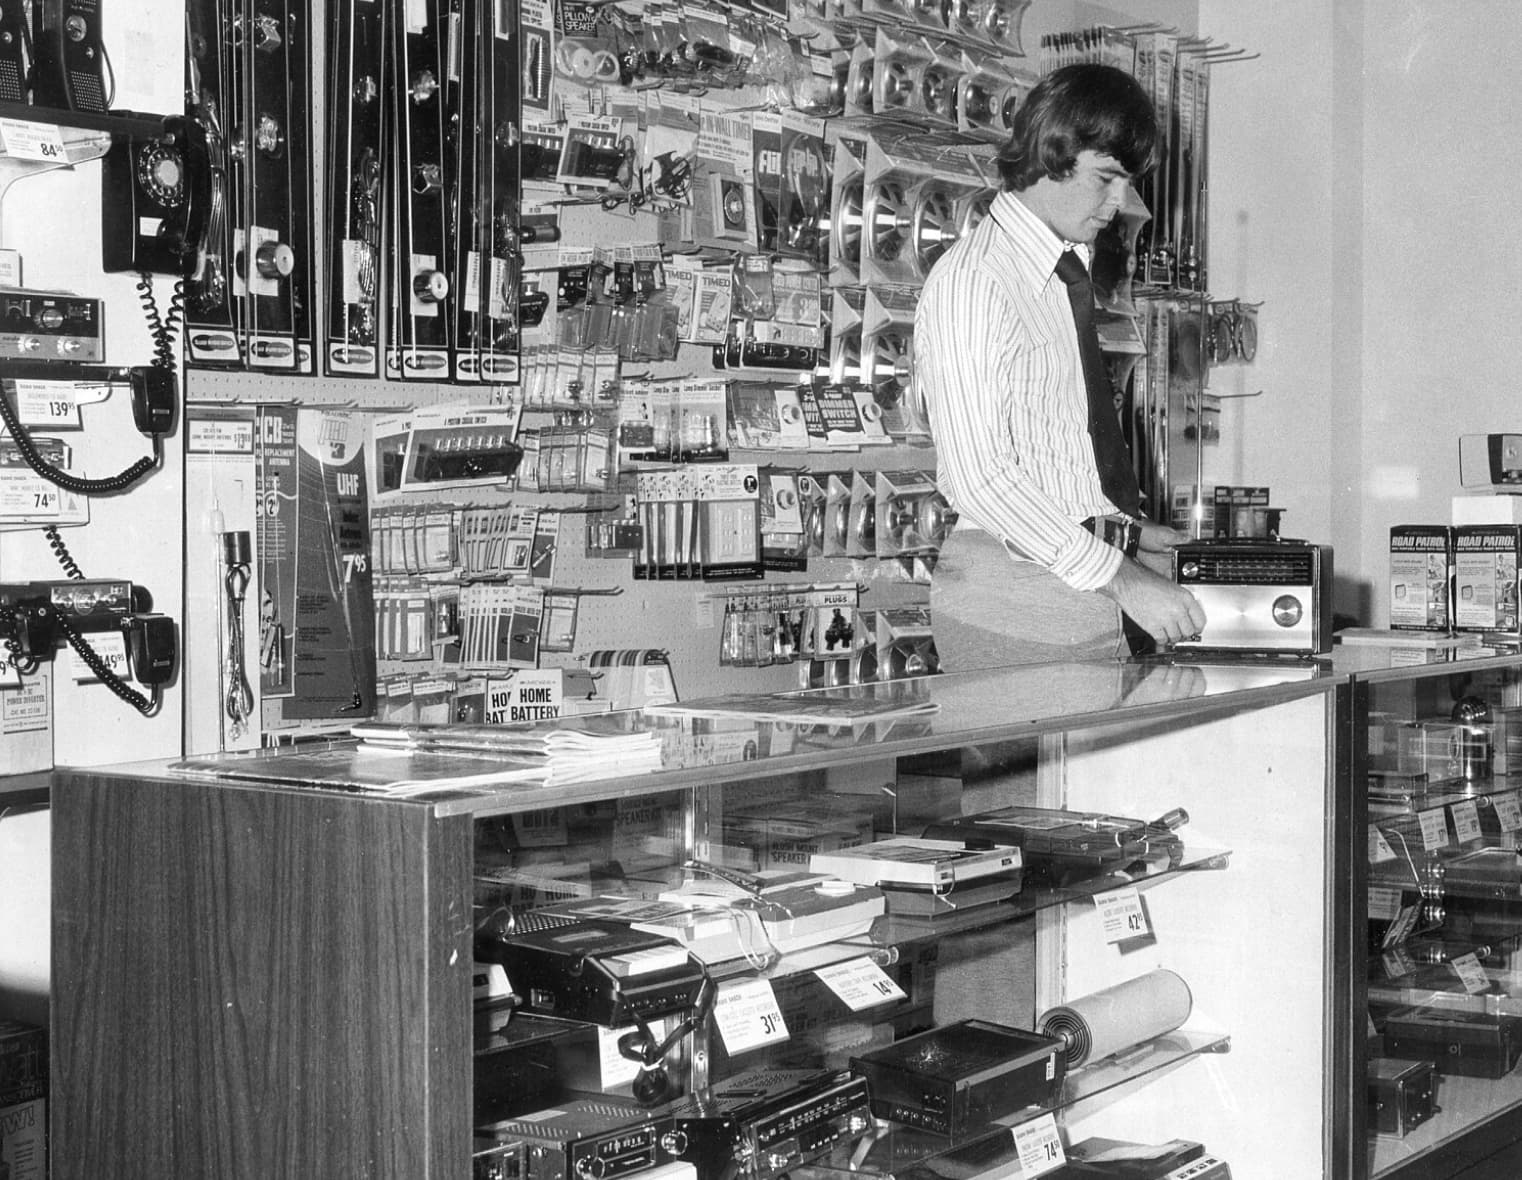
[413, 271, 449, 303]
[659, 1130, 688, 1155]
[34, 306, 63, 330]
[64, 15, 87, 41]
[255, 241, 296, 279]
[58, 339, 83, 355]
[18, 337, 38, 353]
[1271, 595, 1303, 628]
[574, 1156, 607, 1179]
[1180, 560, 1200, 579]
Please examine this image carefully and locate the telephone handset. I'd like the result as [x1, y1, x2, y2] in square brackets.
[102, 117, 211, 276]
[32, 0, 109, 112]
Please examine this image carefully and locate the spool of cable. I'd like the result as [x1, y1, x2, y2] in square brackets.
[1038, 969, 1193, 1069]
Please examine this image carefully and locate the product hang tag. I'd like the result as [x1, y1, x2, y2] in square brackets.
[1093, 885, 1149, 943]
[814, 957, 906, 1011]
[1368, 886, 1402, 922]
[1417, 807, 1449, 852]
[1011, 1112, 1066, 1177]
[1451, 952, 1490, 995]
[1494, 791, 1522, 833]
[713, 978, 789, 1055]
[1369, 826, 1397, 863]
[1450, 799, 1484, 845]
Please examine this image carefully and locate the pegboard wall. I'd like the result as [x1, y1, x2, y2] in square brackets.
[176, 0, 1226, 743]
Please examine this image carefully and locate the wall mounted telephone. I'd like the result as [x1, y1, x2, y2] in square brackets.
[102, 117, 211, 277]
[31, 0, 110, 112]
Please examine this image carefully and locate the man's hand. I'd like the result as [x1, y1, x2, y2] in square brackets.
[1134, 521, 1192, 578]
[1098, 555, 1207, 647]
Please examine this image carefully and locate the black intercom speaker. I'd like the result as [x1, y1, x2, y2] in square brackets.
[102, 117, 210, 276]
[0, 1, 28, 103]
[32, 0, 108, 112]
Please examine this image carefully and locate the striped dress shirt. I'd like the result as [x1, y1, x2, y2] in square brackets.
[914, 190, 1122, 591]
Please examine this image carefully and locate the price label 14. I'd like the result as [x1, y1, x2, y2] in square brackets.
[814, 957, 906, 1011]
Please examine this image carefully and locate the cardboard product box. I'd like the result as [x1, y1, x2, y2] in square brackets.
[1453, 525, 1522, 635]
[0, 1019, 46, 1180]
[1389, 526, 1453, 631]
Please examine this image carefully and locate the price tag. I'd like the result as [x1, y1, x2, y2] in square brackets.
[1011, 1112, 1066, 1177]
[814, 957, 906, 1011]
[66, 631, 129, 684]
[1494, 791, 1522, 833]
[1450, 800, 1484, 845]
[1368, 827, 1396, 863]
[1452, 952, 1491, 995]
[1417, 807, 1449, 851]
[0, 118, 67, 163]
[14, 384, 80, 428]
[0, 474, 61, 518]
[1382, 945, 1416, 979]
[712, 978, 789, 1055]
[1368, 886, 1402, 921]
[1093, 885, 1149, 943]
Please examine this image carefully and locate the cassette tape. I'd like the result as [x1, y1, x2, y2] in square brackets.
[849, 1019, 1065, 1138]
[666, 1067, 872, 1179]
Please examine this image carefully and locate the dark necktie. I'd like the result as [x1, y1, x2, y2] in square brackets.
[1055, 249, 1140, 516]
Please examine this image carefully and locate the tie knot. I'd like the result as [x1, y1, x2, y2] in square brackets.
[1054, 249, 1088, 287]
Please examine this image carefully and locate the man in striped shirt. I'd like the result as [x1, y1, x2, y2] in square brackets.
[916, 63, 1206, 670]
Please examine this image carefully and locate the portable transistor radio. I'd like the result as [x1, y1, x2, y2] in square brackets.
[1172, 538, 1333, 655]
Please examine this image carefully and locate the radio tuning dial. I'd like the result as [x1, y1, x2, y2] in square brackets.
[1180, 560, 1200, 580]
[254, 241, 296, 280]
[659, 1129, 689, 1155]
[573, 1156, 607, 1178]
[33, 306, 64, 331]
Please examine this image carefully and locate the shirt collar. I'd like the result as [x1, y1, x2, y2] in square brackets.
[988, 190, 1091, 287]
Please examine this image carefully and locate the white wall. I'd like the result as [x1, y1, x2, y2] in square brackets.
[1203, 0, 1522, 625]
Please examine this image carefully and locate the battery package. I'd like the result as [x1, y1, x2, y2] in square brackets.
[1389, 525, 1452, 631]
[1384, 1007, 1522, 1078]
[848, 1018, 1066, 1138]
[1368, 1056, 1438, 1137]
[1452, 525, 1522, 635]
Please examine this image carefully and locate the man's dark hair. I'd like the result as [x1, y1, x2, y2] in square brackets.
[996, 64, 1158, 192]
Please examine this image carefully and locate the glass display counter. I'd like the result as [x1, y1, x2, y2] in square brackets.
[1337, 642, 1522, 1179]
[49, 656, 1351, 1180]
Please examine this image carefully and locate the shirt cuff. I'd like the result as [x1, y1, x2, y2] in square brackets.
[1049, 527, 1124, 591]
